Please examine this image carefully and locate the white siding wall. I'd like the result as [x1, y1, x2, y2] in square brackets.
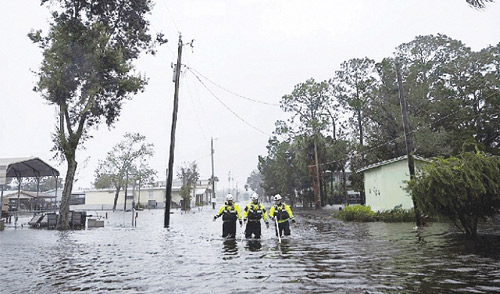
[364, 160, 415, 212]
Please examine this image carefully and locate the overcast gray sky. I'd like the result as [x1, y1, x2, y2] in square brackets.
[1, 0, 499, 193]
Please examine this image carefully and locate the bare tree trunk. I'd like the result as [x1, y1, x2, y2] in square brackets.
[357, 110, 363, 146]
[57, 156, 77, 230]
[341, 166, 347, 204]
[320, 171, 327, 206]
[113, 187, 120, 211]
[313, 136, 322, 209]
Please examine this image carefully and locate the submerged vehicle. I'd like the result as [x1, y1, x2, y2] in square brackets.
[28, 211, 87, 229]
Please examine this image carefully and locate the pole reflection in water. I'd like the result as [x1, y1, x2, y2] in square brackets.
[1, 207, 500, 293]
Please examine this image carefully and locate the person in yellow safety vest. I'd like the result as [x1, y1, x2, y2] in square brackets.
[213, 194, 242, 238]
[268, 194, 296, 237]
[243, 193, 269, 239]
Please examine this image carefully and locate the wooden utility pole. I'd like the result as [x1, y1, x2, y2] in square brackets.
[396, 62, 422, 227]
[211, 137, 216, 209]
[164, 35, 183, 228]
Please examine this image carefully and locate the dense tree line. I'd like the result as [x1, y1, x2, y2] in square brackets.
[257, 34, 499, 207]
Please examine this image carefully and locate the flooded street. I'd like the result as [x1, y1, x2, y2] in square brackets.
[2, 206, 500, 294]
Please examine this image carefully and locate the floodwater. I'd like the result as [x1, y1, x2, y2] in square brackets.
[1, 206, 500, 294]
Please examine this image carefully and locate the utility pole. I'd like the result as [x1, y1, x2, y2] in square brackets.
[164, 35, 184, 228]
[396, 61, 422, 227]
[211, 137, 216, 209]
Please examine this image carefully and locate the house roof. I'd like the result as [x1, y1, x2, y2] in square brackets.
[0, 157, 60, 179]
[357, 155, 430, 173]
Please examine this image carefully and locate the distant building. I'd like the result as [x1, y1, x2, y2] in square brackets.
[358, 155, 430, 212]
[193, 179, 212, 207]
[78, 186, 180, 210]
[2, 190, 57, 211]
[75, 179, 213, 211]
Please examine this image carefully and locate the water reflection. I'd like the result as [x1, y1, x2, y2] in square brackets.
[222, 239, 238, 256]
[2, 208, 500, 293]
[243, 240, 262, 252]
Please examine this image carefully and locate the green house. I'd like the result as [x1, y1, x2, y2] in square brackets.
[358, 155, 429, 212]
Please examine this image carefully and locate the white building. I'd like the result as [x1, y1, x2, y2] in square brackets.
[74, 179, 213, 211]
[358, 155, 430, 212]
[80, 186, 180, 210]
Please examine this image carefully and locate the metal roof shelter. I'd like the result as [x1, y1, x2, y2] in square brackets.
[0, 157, 60, 180]
[1, 157, 60, 227]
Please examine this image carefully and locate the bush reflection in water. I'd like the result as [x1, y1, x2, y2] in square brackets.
[1, 208, 500, 294]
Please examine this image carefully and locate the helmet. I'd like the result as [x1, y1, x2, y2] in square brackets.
[274, 194, 282, 201]
[251, 193, 259, 201]
[226, 194, 234, 201]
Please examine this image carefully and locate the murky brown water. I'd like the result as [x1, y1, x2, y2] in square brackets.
[1, 206, 500, 294]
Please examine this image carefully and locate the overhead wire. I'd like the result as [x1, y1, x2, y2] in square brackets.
[189, 82, 213, 138]
[185, 61, 491, 171]
[150, 5, 276, 142]
[160, 0, 181, 35]
[186, 67, 272, 137]
[188, 66, 280, 107]
[182, 75, 209, 142]
[145, 0, 184, 60]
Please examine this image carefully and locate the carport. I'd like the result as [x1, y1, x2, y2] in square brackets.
[0, 157, 60, 226]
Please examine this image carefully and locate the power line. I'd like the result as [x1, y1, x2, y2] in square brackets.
[186, 67, 272, 137]
[182, 77, 209, 142]
[147, 18, 176, 60]
[160, 0, 181, 34]
[187, 66, 280, 107]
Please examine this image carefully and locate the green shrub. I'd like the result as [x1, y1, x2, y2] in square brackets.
[375, 207, 415, 222]
[333, 206, 420, 222]
[407, 151, 500, 240]
[333, 205, 376, 222]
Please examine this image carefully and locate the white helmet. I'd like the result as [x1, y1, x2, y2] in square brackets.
[274, 194, 282, 201]
[251, 193, 259, 201]
[226, 194, 234, 201]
